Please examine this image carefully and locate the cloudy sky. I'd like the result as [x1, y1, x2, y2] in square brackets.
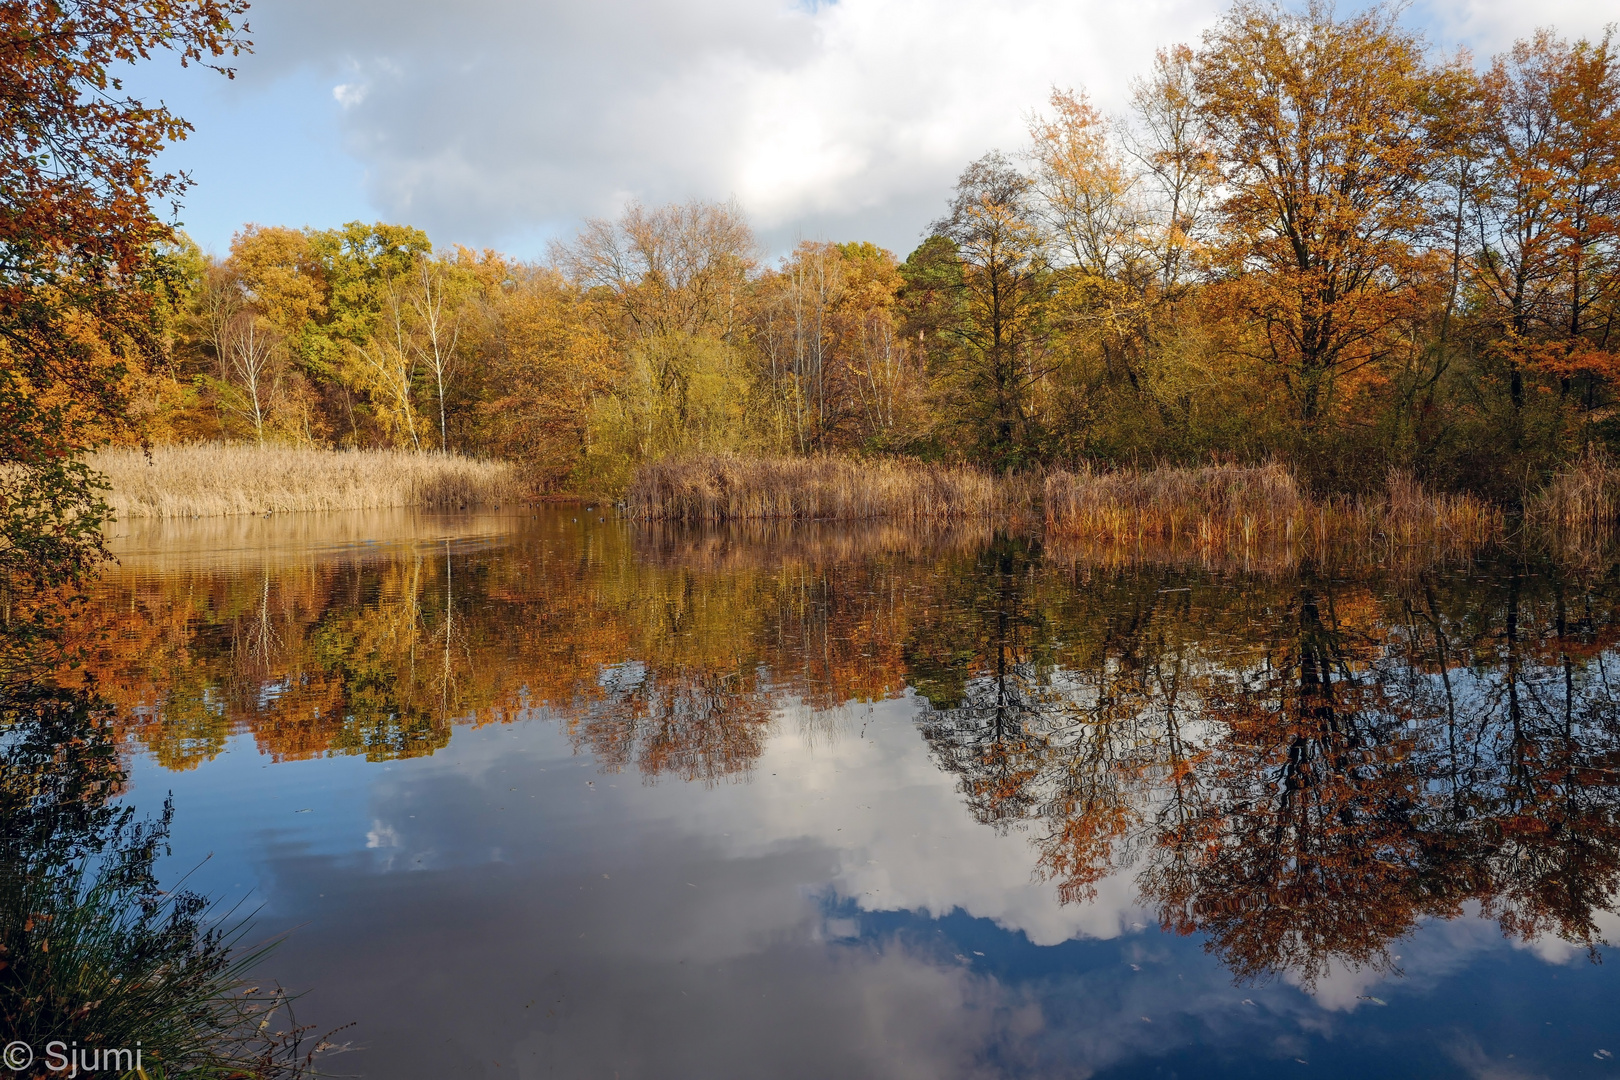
[131, 0, 1618, 261]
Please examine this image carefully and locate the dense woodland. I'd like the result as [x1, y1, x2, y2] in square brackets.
[119, 3, 1620, 502]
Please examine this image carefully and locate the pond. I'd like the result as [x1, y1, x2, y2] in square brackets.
[50, 507, 1620, 1077]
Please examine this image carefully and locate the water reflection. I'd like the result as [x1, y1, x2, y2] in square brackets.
[68, 511, 1620, 1009]
[0, 679, 338, 1074]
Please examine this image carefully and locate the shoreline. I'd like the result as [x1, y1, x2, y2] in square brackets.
[85, 444, 1620, 564]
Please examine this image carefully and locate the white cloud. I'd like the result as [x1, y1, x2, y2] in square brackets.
[169, 0, 1616, 256]
[331, 82, 366, 109]
[1415, 0, 1618, 61]
[234, 0, 1220, 253]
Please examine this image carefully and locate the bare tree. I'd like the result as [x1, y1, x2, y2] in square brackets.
[552, 199, 757, 341]
[223, 313, 279, 446]
[408, 256, 465, 453]
[359, 280, 423, 450]
[1126, 45, 1216, 292]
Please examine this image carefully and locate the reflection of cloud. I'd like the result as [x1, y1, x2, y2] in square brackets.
[1290, 908, 1531, 1012]
[677, 694, 1150, 946]
[142, 701, 1619, 1079]
[1447, 1036, 1552, 1080]
[364, 820, 398, 848]
[1512, 908, 1620, 965]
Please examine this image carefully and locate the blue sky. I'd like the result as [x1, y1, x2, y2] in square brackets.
[129, 0, 1620, 262]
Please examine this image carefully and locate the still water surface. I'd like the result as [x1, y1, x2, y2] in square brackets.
[75, 508, 1620, 1078]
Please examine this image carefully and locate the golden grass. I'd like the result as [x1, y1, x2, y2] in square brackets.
[1525, 447, 1620, 568]
[1044, 462, 1501, 562]
[626, 454, 1011, 523]
[1529, 446, 1620, 539]
[90, 443, 518, 519]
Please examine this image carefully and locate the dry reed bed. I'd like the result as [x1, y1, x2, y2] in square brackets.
[1526, 448, 1620, 568]
[626, 454, 1010, 523]
[91, 444, 517, 519]
[1044, 463, 1501, 556]
[1529, 447, 1620, 537]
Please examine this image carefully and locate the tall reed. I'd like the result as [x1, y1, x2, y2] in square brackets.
[1044, 461, 1303, 546]
[90, 443, 517, 519]
[626, 454, 1010, 523]
[1044, 462, 1500, 560]
[1525, 447, 1620, 568]
[1529, 446, 1620, 539]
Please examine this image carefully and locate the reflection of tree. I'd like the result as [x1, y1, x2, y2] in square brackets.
[0, 682, 331, 1074]
[46, 515, 1620, 987]
[63, 517, 961, 778]
[922, 560, 1620, 985]
[0, 685, 129, 871]
[576, 665, 773, 785]
[910, 536, 1059, 827]
[1144, 586, 1431, 984]
[1407, 569, 1620, 953]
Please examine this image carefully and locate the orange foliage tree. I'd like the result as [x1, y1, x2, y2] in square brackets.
[0, 0, 247, 595]
[1193, 2, 1440, 432]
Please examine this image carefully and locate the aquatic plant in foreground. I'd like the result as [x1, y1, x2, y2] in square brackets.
[0, 687, 346, 1078]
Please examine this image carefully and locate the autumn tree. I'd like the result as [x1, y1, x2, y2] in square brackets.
[1474, 29, 1620, 408]
[751, 240, 920, 453]
[358, 278, 424, 450]
[930, 153, 1056, 467]
[1193, 2, 1439, 443]
[1030, 89, 1140, 286]
[1027, 86, 1170, 445]
[0, 0, 247, 594]
[755, 240, 842, 450]
[553, 201, 760, 486]
[476, 263, 617, 490]
[833, 242, 919, 447]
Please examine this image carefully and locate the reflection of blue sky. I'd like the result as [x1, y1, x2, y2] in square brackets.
[125, 690, 1620, 1079]
[117, 0, 1620, 260]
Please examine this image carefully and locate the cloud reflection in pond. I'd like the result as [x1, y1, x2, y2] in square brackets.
[79, 509, 1620, 1077]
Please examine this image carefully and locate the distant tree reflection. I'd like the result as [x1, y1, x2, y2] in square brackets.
[913, 559, 1620, 984]
[910, 536, 1059, 827]
[50, 514, 1620, 985]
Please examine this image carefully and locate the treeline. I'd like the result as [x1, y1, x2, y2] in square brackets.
[136, 3, 1618, 500]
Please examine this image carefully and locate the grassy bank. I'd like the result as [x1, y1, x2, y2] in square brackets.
[625, 454, 1012, 523]
[91, 444, 517, 519]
